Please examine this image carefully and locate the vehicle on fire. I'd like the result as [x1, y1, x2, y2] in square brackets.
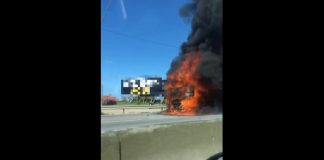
[169, 86, 194, 111]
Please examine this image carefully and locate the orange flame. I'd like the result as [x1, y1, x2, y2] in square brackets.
[165, 51, 207, 116]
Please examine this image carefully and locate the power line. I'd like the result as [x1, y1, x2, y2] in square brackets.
[102, 29, 179, 49]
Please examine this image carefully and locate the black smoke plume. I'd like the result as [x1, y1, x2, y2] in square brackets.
[167, 0, 223, 112]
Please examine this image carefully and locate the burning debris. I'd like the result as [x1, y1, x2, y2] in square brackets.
[165, 0, 222, 115]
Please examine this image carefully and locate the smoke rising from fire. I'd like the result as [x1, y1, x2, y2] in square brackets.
[166, 0, 223, 114]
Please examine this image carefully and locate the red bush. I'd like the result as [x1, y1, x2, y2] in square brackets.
[102, 96, 117, 105]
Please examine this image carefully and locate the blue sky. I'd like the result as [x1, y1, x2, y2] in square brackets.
[101, 0, 191, 99]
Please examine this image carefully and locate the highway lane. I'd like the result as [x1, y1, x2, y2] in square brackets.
[101, 113, 222, 133]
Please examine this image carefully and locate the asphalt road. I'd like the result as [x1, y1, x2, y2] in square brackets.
[101, 113, 222, 133]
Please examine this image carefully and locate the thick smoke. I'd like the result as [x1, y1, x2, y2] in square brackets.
[167, 0, 223, 111]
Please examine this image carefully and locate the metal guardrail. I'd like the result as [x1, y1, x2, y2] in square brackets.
[101, 106, 167, 114]
[101, 105, 166, 109]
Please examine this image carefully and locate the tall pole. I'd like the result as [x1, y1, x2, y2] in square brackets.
[101, 83, 103, 106]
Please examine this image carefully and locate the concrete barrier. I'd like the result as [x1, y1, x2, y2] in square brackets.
[101, 133, 120, 160]
[101, 118, 222, 160]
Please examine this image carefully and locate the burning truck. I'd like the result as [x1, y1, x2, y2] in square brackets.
[164, 0, 222, 116]
[164, 51, 222, 116]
